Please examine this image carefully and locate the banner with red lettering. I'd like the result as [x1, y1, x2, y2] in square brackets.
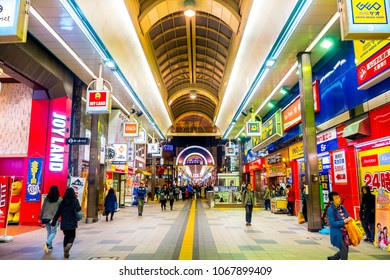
[0, 177, 10, 229]
[358, 144, 390, 252]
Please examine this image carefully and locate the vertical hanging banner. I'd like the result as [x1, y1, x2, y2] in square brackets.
[245, 121, 262, 137]
[26, 158, 43, 202]
[0, 0, 29, 43]
[69, 177, 86, 207]
[0, 177, 10, 229]
[332, 150, 348, 184]
[86, 90, 112, 114]
[123, 122, 138, 137]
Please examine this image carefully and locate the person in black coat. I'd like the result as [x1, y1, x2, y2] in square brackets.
[104, 188, 117, 221]
[360, 185, 376, 242]
[51, 187, 81, 259]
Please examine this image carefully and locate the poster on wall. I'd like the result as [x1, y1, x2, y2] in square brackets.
[358, 144, 390, 252]
[0, 177, 10, 229]
[69, 177, 86, 207]
[332, 149, 348, 185]
[26, 157, 43, 202]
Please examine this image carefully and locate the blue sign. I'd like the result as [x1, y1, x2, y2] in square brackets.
[317, 138, 338, 154]
[25, 158, 43, 202]
[380, 152, 390, 165]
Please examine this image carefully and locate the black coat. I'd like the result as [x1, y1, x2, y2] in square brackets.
[104, 192, 117, 212]
[360, 186, 375, 223]
[51, 198, 81, 230]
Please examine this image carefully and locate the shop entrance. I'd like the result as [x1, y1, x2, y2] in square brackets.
[112, 173, 126, 208]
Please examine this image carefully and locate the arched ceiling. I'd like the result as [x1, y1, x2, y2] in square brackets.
[136, 0, 242, 136]
[26, 0, 340, 140]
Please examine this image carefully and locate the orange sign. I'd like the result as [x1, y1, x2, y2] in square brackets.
[282, 81, 320, 131]
[123, 122, 138, 137]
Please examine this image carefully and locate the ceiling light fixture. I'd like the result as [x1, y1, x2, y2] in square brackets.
[189, 89, 197, 99]
[320, 38, 333, 49]
[184, 0, 196, 17]
[268, 101, 277, 108]
[280, 86, 290, 94]
[265, 58, 276, 68]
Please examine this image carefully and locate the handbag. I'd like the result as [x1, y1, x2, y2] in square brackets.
[75, 208, 84, 221]
[297, 212, 305, 224]
[345, 219, 363, 246]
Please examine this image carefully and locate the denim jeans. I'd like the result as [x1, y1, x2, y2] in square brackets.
[245, 204, 253, 223]
[45, 221, 58, 248]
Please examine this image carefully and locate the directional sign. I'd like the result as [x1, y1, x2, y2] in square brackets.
[66, 137, 90, 145]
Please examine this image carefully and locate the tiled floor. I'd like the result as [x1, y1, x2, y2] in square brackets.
[0, 198, 389, 260]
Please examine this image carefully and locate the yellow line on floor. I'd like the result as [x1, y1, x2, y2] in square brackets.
[178, 200, 196, 260]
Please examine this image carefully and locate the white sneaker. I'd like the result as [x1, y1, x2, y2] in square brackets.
[43, 243, 49, 254]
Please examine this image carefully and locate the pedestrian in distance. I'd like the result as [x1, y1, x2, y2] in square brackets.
[51, 187, 81, 259]
[168, 185, 175, 210]
[39, 185, 62, 254]
[104, 188, 117, 221]
[242, 183, 256, 226]
[359, 185, 375, 242]
[263, 186, 271, 211]
[136, 182, 147, 216]
[160, 184, 168, 210]
[286, 184, 295, 216]
[327, 191, 352, 260]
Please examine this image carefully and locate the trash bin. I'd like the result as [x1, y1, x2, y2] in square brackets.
[207, 191, 214, 208]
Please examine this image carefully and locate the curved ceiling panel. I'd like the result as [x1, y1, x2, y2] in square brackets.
[145, 3, 237, 135]
[171, 94, 216, 119]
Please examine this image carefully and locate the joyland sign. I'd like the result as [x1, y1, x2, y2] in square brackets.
[86, 90, 111, 114]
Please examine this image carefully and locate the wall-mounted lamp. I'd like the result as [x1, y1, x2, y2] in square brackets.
[184, 0, 196, 17]
[267, 101, 277, 108]
[280, 86, 290, 95]
[130, 105, 136, 114]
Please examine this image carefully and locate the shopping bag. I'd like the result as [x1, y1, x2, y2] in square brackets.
[345, 219, 363, 246]
[297, 212, 305, 224]
[354, 220, 365, 238]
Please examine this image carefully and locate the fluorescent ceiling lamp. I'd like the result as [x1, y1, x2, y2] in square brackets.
[30, 6, 97, 80]
[218, 0, 314, 139]
[268, 101, 277, 108]
[265, 59, 276, 67]
[104, 60, 116, 69]
[59, 0, 108, 60]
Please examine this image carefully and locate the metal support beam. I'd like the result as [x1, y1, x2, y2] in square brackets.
[297, 52, 322, 232]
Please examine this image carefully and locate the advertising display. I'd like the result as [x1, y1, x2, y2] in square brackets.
[356, 41, 390, 89]
[332, 149, 348, 185]
[147, 143, 159, 154]
[25, 157, 43, 202]
[134, 128, 147, 144]
[69, 177, 86, 208]
[0, 177, 10, 229]
[86, 90, 112, 114]
[123, 122, 138, 137]
[0, 0, 29, 43]
[358, 144, 390, 252]
[340, 0, 390, 39]
[245, 121, 261, 137]
[282, 81, 320, 131]
[108, 144, 128, 165]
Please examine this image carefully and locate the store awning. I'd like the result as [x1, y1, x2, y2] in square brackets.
[343, 117, 371, 140]
[135, 169, 152, 176]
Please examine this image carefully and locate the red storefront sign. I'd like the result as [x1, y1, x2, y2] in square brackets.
[86, 90, 111, 114]
[357, 42, 390, 87]
[282, 80, 320, 131]
[0, 177, 10, 229]
[361, 154, 379, 167]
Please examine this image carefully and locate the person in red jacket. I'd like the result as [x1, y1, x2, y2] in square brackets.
[286, 185, 295, 216]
